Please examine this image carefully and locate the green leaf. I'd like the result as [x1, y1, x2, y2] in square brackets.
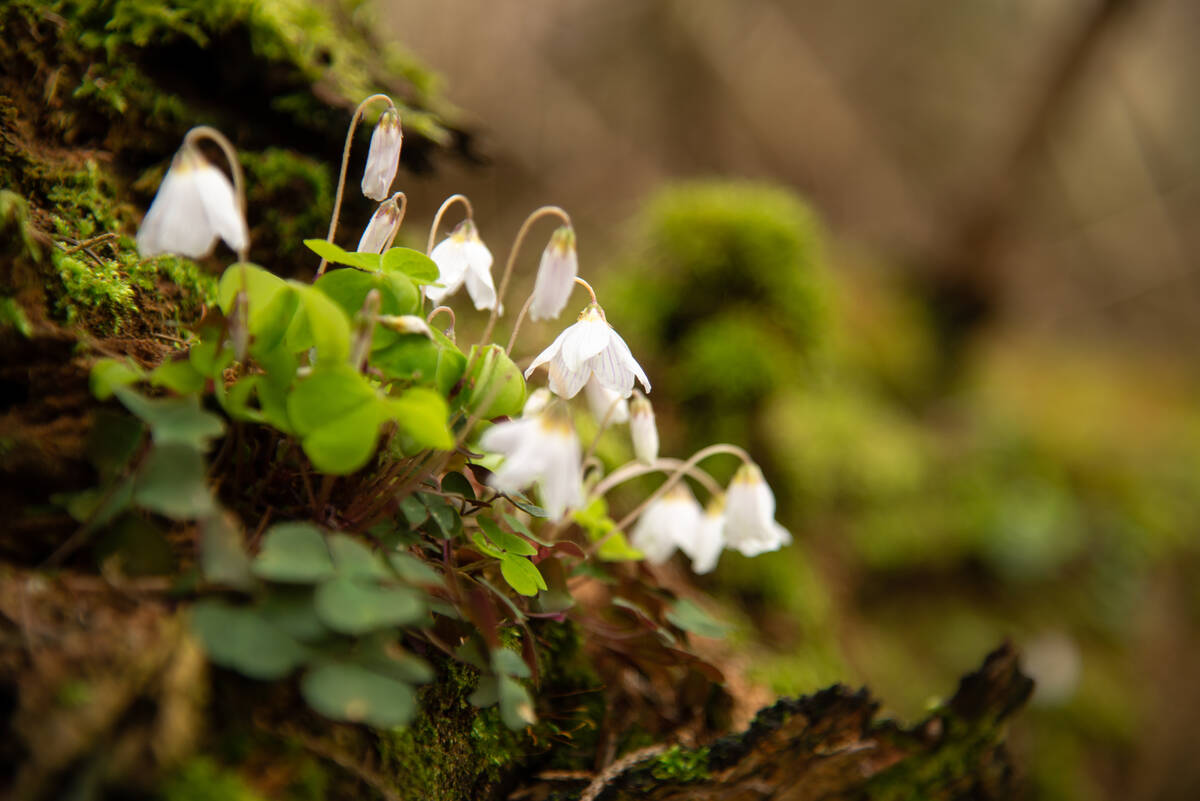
[574, 498, 642, 561]
[478, 517, 537, 556]
[498, 554, 547, 597]
[467, 675, 499, 708]
[133, 443, 215, 519]
[191, 600, 307, 680]
[249, 285, 300, 354]
[258, 588, 329, 643]
[387, 552, 443, 586]
[288, 282, 352, 365]
[398, 494, 429, 527]
[93, 514, 174, 576]
[470, 530, 505, 559]
[381, 247, 439, 283]
[90, 358, 143, 400]
[498, 675, 536, 730]
[287, 365, 376, 436]
[667, 599, 728, 639]
[507, 492, 548, 519]
[303, 239, 383, 271]
[253, 522, 335, 583]
[314, 264, 418, 322]
[200, 512, 255, 591]
[327, 533, 388, 579]
[420, 493, 460, 538]
[387, 388, 453, 450]
[491, 648, 532, 679]
[301, 663, 415, 728]
[149, 358, 205, 395]
[370, 335, 441, 384]
[301, 402, 386, 474]
[114, 388, 225, 448]
[314, 577, 426, 635]
[217, 262, 287, 314]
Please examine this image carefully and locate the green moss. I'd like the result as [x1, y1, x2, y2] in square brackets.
[159, 757, 267, 801]
[50, 243, 214, 333]
[649, 744, 710, 782]
[863, 718, 1005, 801]
[240, 148, 334, 261]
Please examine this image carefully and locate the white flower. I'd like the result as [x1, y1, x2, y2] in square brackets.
[479, 402, 583, 520]
[428, 220, 497, 310]
[357, 196, 403, 254]
[377, 314, 432, 337]
[584, 376, 629, 425]
[530, 226, 578, 321]
[681, 496, 725, 575]
[629, 392, 657, 465]
[724, 463, 792, 557]
[137, 144, 247, 259]
[525, 304, 650, 400]
[631, 483, 701, 565]
[522, 387, 552, 418]
[361, 107, 403, 201]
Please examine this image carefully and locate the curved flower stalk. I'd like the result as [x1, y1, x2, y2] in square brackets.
[631, 482, 702, 565]
[724, 462, 792, 556]
[361, 107, 403, 201]
[479, 401, 583, 520]
[530, 225, 578, 321]
[525, 304, 650, 400]
[428, 219, 497, 310]
[136, 131, 248, 261]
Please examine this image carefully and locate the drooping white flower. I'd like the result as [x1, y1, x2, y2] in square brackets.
[525, 304, 650, 400]
[361, 107, 403, 201]
[479, 402, 583, 520]
[137, 143, 248, 259]
[724, 462, 792, 557]
[530, 225, 578, 321]
[584, 376, 629, 425]
[428, 219, 497, 310]
[681, 496, 725, 575]
[629, 392, 657, 465]
[357, 195, 403, 254]
[631, 483, 702, 565]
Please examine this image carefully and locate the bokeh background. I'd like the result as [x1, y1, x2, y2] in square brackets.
[377, 2, 1200, 799]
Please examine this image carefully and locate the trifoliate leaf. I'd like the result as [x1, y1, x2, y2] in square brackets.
[301, 662, 415, 728]
[666, 599, 728, 639]
[191, 600, 307, 680]
[314, 577, 426, 635]
[133, 443, 215, 519]
[253, 522, 335, 583]
[498, 554, 547, 597]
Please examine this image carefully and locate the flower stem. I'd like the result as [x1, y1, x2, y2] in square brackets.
[183, 125, 248, 263]
[316, 93, 395, 278]
[426, 194, 474, 255]
[587, 444, 752, 556]
[384, 191, 409, 251]
[477, 205, 571, 351]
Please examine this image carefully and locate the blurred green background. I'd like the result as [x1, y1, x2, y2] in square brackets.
[381, 2, 1200, 799]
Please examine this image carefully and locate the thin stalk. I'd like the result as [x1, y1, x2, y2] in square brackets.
[588, 444, 752, 556]
[316, 93, 395, 278]
[477, 205, 571, 350]
[506, 275, 595, 355]
[383, 191, 408, 252]
[184, 125, 248, 263]
[426, 194, 474, 255]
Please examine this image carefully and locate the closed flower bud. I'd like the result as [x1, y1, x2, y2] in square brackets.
[522, 387, 552, 418]
[465, 344, 527, 420]
[681, 496, 725, 575]
[377, 314, 433, 338]
[357, 196, 403, 254]
[361, 107, 403, 201]
[629, 392, 658, 465]
[137, 143, 248, 259]
[530, 225, 578, 321]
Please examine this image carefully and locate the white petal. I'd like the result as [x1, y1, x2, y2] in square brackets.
[687, 510, 725, 574]
[193, 164, 248, 254]
[560, 318, 610, 372]
[137, 163, 217, 258]
[361, 112, 402, 201]
[530, 244, 578, 322]
[463, 253, 498, 311]
[630, 407, 658, 465]
[524, 327, 570, 379]
[428, 238, 469, 302]
[589, 345, 636, 398]
[584, 377, 629, 424]
[548, 355, 590, 399]
[605, 327, 651, 394]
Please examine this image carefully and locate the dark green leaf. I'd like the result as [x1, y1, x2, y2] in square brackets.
[258, 588, 329, 643]
[114, 388, 225, 448]
[328, 533, 388, 579]
[200, 512, 255, 591]
[498, 675, 536, 730]
[314, 577, 426, 635]
[387, 552, 443, 586]
[667, 599, 728, 639]
[491, 648, 532, 679]
[191, 600, 307, 680]
[478, 517, 537, 556]
[133, 443, 214, 519]
[253, 522, 335, 583]
[301, 662, 416, 728]
[86, 409, 144, 479]
[467, 675, 499, 708]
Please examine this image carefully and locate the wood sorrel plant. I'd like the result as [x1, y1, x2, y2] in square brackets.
[84, 96, 792, 732]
